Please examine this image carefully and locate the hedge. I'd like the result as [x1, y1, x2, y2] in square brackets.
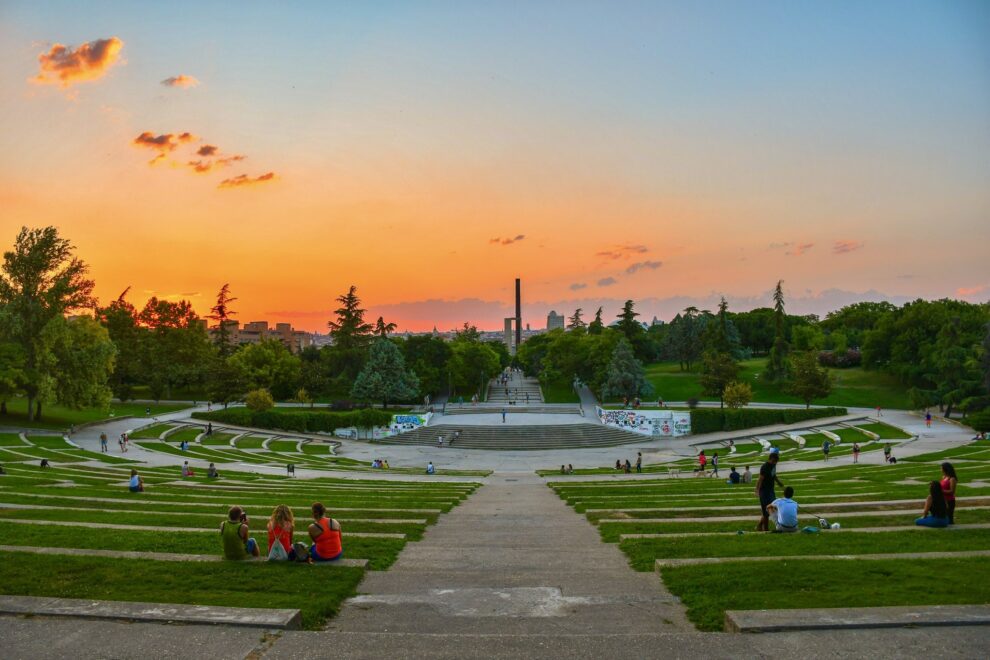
[690, 407, 848, 434]
[192, 407, 394, 433]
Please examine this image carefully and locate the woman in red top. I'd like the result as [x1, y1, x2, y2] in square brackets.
[267, 504, 296, 560]
[940, 462, 958, 524]
[308, 502, 343, 561]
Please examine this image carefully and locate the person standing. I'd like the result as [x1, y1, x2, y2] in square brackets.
[821, 439, 830, 462]
[636, 452, 642, 473]
[852, 442, 860, 464]
[709, 452, 719, 478]
[100, 432, 108, 453]
[883, 443, 892, 463]
[941, 462, 958, 524]
[876, 406, 883, 418]
[501, 408, 507, 423]
[925, 411, 932, 428]
[756, 449, 784, 532]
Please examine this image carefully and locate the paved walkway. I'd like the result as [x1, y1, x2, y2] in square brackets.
[327, 472, 690, 636]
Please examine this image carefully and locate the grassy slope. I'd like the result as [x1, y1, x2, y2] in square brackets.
[636, 358, 911, 409]
[0, 401, 189, 431]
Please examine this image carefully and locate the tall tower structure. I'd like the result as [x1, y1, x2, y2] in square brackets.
[515, 278, 522, 349]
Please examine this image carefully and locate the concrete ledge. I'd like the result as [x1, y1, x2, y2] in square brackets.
[0, 594, 301, 629]
[725, 604, 990, 633]
[656, 549, 990, 569]
[0, 544, 369, 568]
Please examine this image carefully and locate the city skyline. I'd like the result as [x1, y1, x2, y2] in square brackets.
[2, 1, 989, 332]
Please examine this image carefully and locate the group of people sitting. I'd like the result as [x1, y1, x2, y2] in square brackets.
[726, 465, 752, 485]
[559, 464, 575, 474]
[221, 502, 344, 562]
[371, 458, 390, 469]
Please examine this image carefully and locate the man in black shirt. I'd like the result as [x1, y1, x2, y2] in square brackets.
[756, 449, 785, 532]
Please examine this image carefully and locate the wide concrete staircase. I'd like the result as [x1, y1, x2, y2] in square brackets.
[377, 422, 643, 450]
[487, 372, 543, 405]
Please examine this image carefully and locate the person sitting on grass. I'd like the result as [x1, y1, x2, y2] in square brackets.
[40, 458, 51, 468]
[308, 502, 343, 562]
[915, 481, 950, 528]
[883, 443, 892, 463]
[181, 461, 195, 478]
[728, 466, 740, 485]
[207, 463, 219, 478]
[742, 466, 752, 484]
[128, 469, 144, 493]
[566, 463, 574, 474]
[221, 506, 260, 560]
[267, 504, 297, 561]
[560, 465, 567, 474]
[767, 486, 799, 533]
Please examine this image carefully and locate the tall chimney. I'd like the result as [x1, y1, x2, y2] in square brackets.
[515, 278, 521, 349]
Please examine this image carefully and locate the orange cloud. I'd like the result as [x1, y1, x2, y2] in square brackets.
[489, 234, 525, 245]
[626, 260, 662, 274]
[197, 145, 218, 157]
[956, 284, 987, 298]
[33, 37, 124, 87]
[161, 74, 200, 88]
[597, 244, 648, 260]
[787, 242, 815, 256]
[218, 172, 276, 189]
[133, 131, 198, 164]
[187, 154, 246, 174]
[832, 240, 863, 254]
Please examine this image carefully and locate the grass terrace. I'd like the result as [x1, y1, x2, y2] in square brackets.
[546, 440, 990, 630]
[0, 400, 190, 431]
[0, 459, 479, 629]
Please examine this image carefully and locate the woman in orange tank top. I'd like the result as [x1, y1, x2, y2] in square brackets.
[308, 502, 342, 561]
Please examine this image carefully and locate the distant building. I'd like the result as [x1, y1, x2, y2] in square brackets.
[210, 320, 312, 353]
[546, 310, 565, 330]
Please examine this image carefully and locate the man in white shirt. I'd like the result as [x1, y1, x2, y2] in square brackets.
[767, 486, 799, 532]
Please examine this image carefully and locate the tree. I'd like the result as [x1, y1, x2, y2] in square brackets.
[588, 307, 605, 335]
[374, 316, 397, 337]
[567, 308, 586, 330]
[48, 316, 115, 410]
[0, 226, 96, 420]
[0, 342, 25, 415]
[665, 308, 704, 371]
[351, 338, 419, 408]
[930, 317, 981, 417]
[402, 335, 451, 396]
[765, 280, 789, 382]
[245, 388, 274, 411]
[208, 283, 238, 358]
[699, 351, 740, 408]
[722, 381, 753, 409]
[294, 387, 314, 408]
[139, 297, 212, 400]
[96, 288, 143, 401]
[207, 358, 249, 408]
[228, 338, 302, 400]
[326, 285, 373, 380]
[448, 338, 501, 398]
[791, 325, 825, 352]
[980, 322, 990, 394]
[787, 350, 832, 408]
[601, 338, 654, 401]
[615, 300, 643, 343]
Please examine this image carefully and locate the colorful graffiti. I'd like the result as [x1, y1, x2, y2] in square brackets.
[597, 407, 691, 437]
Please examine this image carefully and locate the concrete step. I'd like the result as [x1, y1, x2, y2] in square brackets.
[725, 604, 990, 633]
[0, 544, 369, 567]
[0, 594, 302, 629]
[382, 423, 644, 450]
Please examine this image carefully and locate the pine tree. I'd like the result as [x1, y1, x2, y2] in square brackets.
[567, 308, 586, 330]
[328, 285, 373, 351]
[588, 307, 605, 335]
[209, 283, 238, 358]
[351, 338, 420, 408]
[374, 316, 397, 337]
[601, 338, 653, 401]
[766, 280, 790, 382]
[616, 300, 643, 342]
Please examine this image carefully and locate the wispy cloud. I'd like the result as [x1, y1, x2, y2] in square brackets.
[569, 283, 587, 291]
[787, 242, 815, 256]
[597, 277, 618, 287]
[188, 154, 245, 173]
[161, 74, 199, 88]
[596, 244, 648, 260]
[626, 260, 662, 274]
[33, 37, 124, 87]
[489, 234, 525, 246]
[832, 240, 864, 255]
[956, 284, 988, 298]
[132, 131, 197, 164]
[218, 172, 276, 189]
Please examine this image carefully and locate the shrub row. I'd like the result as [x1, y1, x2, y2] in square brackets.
[192, 407, 394, 433]
[690, 406, 849, 434]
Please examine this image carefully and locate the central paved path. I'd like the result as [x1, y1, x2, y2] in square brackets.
[327, 473, 689, 636]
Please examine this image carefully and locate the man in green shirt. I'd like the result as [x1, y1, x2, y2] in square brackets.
[220, 506, 260, 560]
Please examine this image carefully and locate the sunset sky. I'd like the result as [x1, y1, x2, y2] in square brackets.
[1, 1, 988, 331]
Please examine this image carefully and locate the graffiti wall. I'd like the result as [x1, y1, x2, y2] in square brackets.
[597, 407, 691, 437]
[371, 412, 434, 439]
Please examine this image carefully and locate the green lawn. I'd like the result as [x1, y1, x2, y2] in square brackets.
[663, 558, 990, 631]
[0, 400, 190, 431]
[635, 358, 911, 409]
[541, 379, 580, 404]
